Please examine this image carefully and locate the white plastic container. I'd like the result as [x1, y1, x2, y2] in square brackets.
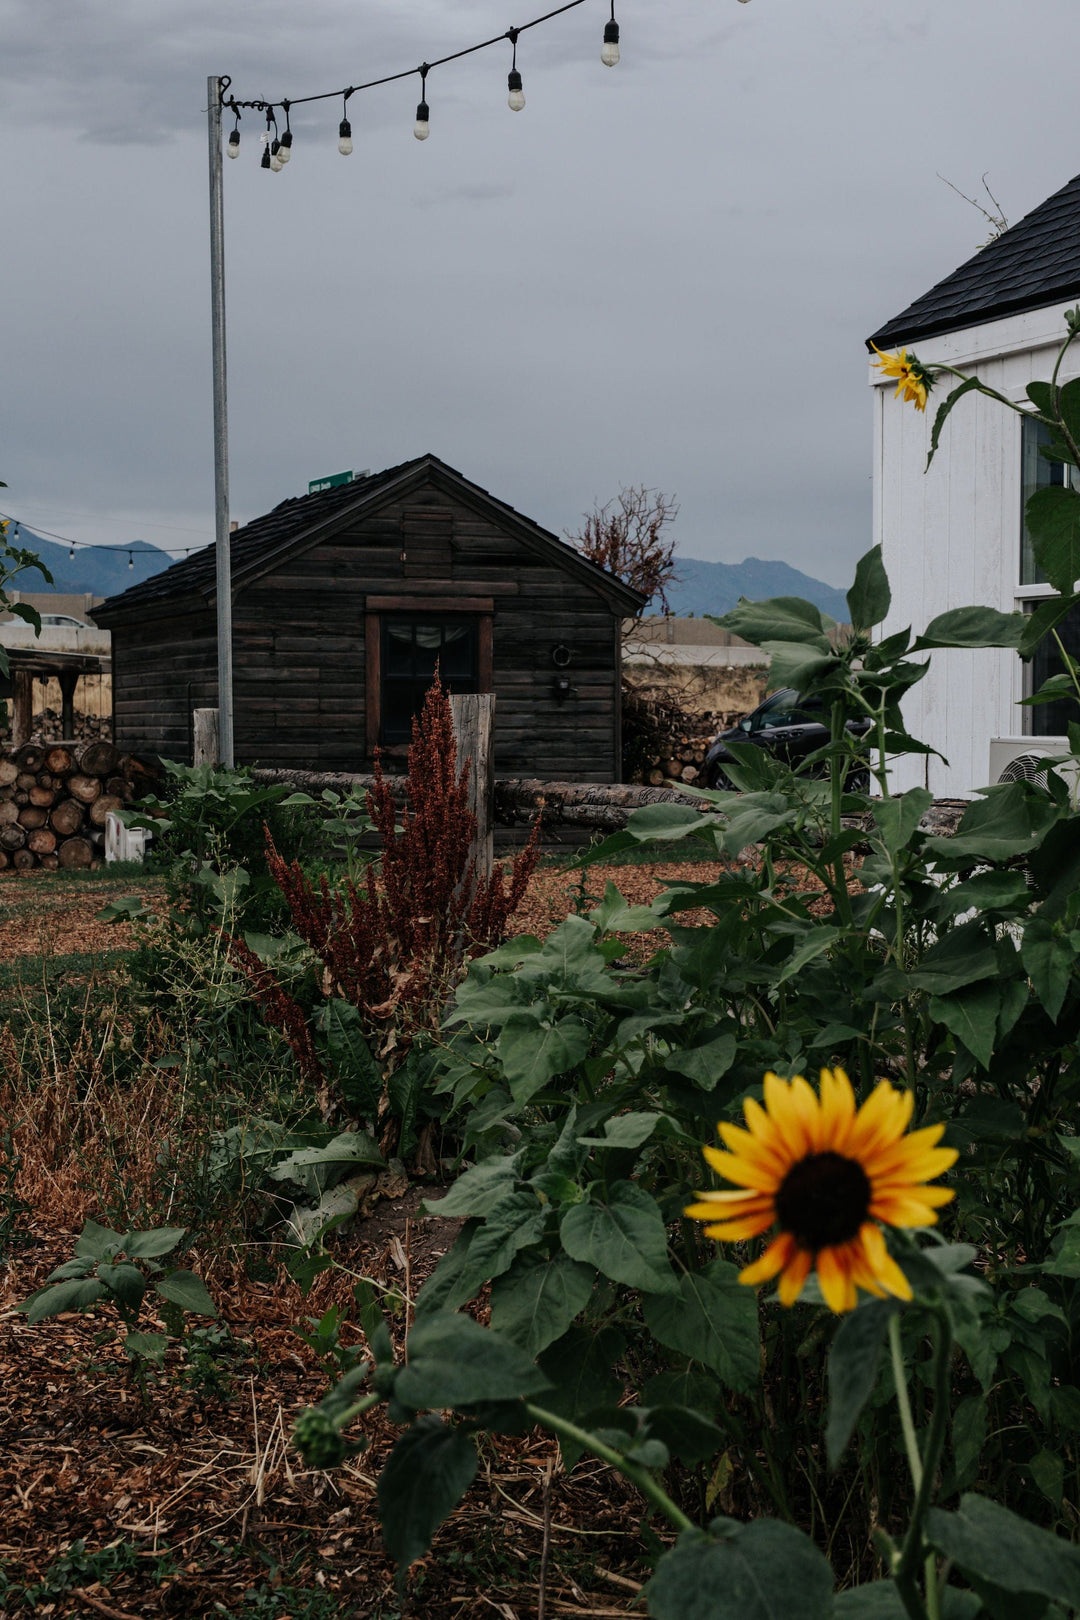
[105, 810, 151, 864]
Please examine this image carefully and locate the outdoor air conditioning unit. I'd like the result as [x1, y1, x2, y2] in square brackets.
[988, 736, 1079, 799]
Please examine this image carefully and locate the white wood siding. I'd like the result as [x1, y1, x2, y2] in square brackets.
[872, 301, 1077, 795]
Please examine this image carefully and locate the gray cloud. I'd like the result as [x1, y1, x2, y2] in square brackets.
[3, 0, 1078, 585]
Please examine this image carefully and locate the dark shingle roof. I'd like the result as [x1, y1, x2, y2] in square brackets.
[94, 453, 645, 621]
[94, 459, 415, 617]
[868, 171, 1080, 351]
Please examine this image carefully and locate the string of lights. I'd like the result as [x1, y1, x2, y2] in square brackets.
[221, 0, 625, 165]
[0, 510, 201, 569]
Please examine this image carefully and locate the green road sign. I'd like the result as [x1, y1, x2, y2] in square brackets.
[309, 470, 353, 494]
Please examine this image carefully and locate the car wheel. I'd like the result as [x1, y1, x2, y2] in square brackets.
[844, 767, 870, 794]
[707, 765, 735, 791]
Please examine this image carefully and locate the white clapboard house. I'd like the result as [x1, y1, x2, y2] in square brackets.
[868, 171, 1080, 797]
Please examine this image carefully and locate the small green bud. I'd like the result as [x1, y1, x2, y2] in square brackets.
[292, 1407, 347, 1470]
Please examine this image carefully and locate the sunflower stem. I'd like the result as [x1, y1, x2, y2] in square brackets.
[888, 1314, 922, 1491]
[523, 1403, 695, 1534]
[828, 698, 854, 926]
[896, 1305, 954, 1615]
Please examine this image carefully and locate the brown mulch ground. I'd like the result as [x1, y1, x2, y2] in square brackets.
[0, 849, 857, 1614]
[0, 861, 692, 1618]
[0, 1203, 654, 1619]
[0, 871, 159, 963]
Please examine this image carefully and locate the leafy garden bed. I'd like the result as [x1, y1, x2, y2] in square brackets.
[8, 323, 1080, 1618]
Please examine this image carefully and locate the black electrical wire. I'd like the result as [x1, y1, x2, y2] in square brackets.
[221, 0, 593, 118]
[0, 511, 202, 557]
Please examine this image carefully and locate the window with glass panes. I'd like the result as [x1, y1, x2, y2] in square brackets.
[379, 617, 479, 746]
[1020, 415, 1080, 735]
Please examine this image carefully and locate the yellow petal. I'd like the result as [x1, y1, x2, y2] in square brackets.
[762, 1073, 807, 1158]
[703, 1144, 782, 1192]
[869, 1193, 947, 1227]
[739, 1231, 795, 1286]
[856, 1223, 913, 1302]
[776, 1245, 814, 1306]
[719, 1118, 790, 1175]
[742, 1094, 786, 1148]
[848, 1081, 912, 1157]
[817, 1246, 858, 1313]
[699, 1211, 776, 1242]
[819, 1067, 856, 1150]
[789, 1075, 824, 1155]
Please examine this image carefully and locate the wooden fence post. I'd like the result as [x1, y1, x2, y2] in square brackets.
[450, 693, 495, 880]
[11, 669, 34, 749]
[193, 707, 221, 767]
[57, 670, 80, 741]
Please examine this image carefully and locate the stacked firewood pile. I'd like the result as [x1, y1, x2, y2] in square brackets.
[31, 707, 112, 743]
[0, 741, 158, 871]
[640, 730, 716, 787]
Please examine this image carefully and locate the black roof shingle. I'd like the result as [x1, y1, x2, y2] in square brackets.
[94, 453, 645, 620]
[868, 171, 1080, 351]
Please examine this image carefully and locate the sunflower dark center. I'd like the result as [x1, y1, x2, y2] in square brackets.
[775, 1151, 871, 1251]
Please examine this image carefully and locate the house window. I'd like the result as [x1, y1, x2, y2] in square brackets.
[1020, 416, 1078, 585]
[364, 596, 494, 755]
[1019, 416, 1080, 734]
[1025, 601, 1080, 737]
[380, 617, 478, 746]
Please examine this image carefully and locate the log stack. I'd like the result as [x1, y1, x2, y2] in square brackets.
[0, 741, 159, 872]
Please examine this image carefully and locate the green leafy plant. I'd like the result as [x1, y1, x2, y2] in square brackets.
[123, 759, 321, 932]
[291, 1235, 1080, 1618]
[22, 1219, 216, 1390]
[0, 500, 53, 678]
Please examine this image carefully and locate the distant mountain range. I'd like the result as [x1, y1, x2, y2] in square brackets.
[660, 556, 849, 624]
[3, 527, 176, 599]
[5, 524, 848, 625]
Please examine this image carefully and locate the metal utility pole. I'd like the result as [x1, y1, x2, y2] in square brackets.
[207, 74, 234, 766]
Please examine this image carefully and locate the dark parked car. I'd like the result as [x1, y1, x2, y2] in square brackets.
[704, 687, 871, 791]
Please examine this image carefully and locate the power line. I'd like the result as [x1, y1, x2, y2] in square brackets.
[221, 0, 623, 164]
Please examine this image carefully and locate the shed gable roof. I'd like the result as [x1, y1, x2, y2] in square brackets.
[867, 171, 1080, 351]
[94, 454, 646, 622]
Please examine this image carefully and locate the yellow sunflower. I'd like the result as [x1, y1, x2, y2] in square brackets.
[686, 1068, 957, 1313]
[870, 342, 934, 412]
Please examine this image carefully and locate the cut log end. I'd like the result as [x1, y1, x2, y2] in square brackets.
[57, 836, 93, 869]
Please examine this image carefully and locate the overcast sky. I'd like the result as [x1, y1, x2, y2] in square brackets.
[4, 0, 1079, 586]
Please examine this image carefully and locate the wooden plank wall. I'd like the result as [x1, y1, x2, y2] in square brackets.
[112, 481, 622, 780]
[111, 608, 218, 760]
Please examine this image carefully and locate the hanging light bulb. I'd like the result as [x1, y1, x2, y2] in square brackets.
[506, 29, 525, 111]
[278, 129, 292, 164]
[414, 66, 430, 139]
[128, 551, 134, 571]
[261, 116, 273, 170]
[69, 543, 75, 560]
[338, 93, 354, 154]
[601, 6, 621, 66]
[261, 146, 271, 169]
[227, 123, 241, 159]
[269, 138, 284, 172]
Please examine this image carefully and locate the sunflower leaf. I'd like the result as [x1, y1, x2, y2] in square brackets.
[642, 1259, 760, 1392]
[644, 1519, 835, 1620]
[846, 545, 892, 632]
[826, 1299, 897, 1469]
[925, 375, 982, 471]
[926, 1493, 1080, 1609]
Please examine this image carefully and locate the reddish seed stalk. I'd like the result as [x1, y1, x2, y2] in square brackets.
[233, 678, 539, 1105]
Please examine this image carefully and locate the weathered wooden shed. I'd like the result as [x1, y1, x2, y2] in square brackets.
[93, 454, 644, 780]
